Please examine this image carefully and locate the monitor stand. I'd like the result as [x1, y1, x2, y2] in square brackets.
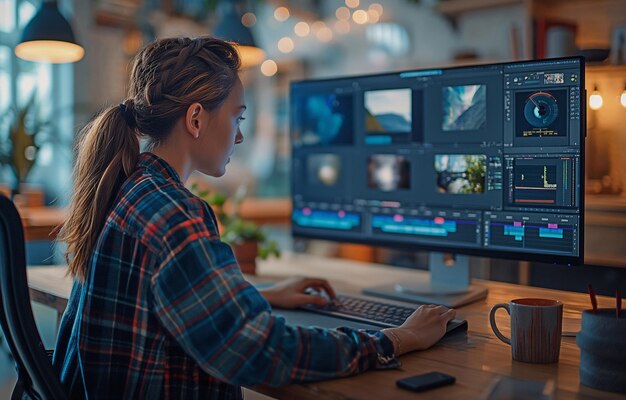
[362, 252, 488, 308]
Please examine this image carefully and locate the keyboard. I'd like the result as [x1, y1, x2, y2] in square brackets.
[301, 294, 468, 334]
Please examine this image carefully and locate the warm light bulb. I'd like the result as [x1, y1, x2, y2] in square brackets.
[589, 90, 603, 110]
[336, 7, 351, 21]
[241, 12, 256, 27]
[345, 0, 359, 8]
[352, 9, 368, 24]
[260, 59, 278, 77]
[316, 26, 333, 42]
[277, 37, 294, 53]
[274, 7, 290, 22]
[621, 89, 626, 108]
[294, 21, 310, 37]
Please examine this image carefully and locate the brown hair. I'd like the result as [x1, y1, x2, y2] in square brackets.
[59, 37, 241, 281]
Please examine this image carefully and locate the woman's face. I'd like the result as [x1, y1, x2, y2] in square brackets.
[194, 78, 245, 177]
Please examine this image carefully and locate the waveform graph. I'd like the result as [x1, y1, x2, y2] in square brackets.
[514, 164, 558, 205]
[506, 156, 577, 209]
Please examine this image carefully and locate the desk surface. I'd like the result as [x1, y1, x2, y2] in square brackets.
[28, 253, 624, 399]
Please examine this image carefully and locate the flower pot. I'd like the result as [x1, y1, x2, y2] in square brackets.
[231, 240, 258, 275]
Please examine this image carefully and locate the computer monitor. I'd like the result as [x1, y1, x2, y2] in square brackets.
[289, 57, 585, 307]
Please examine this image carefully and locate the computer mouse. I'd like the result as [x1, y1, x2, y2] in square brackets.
[444, 319, 468, 336]
[304, 287, 332, 303]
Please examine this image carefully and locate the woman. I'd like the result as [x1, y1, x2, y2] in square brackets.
[53, 36, 456, 399]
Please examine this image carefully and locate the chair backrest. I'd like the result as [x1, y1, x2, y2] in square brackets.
[0, 195, 68, 400]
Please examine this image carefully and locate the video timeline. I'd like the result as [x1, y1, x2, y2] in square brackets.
[484, 212, 578, 255]
[372, 214, 480, 245]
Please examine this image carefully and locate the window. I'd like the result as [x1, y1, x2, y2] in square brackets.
[0, 0, 74, 205]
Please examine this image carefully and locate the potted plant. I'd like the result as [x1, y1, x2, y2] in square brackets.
[0, 93, 51, 202]
[191, 183, 280, 274]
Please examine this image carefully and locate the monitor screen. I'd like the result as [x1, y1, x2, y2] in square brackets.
[290, 57, 585, 265]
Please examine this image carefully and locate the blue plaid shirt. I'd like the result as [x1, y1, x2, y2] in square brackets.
[53, 152, 398, 399]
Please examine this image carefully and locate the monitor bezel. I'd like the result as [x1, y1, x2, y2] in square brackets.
[290, 56, 586, 266]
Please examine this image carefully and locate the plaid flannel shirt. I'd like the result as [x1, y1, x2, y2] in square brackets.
[53, 152, 399, 399]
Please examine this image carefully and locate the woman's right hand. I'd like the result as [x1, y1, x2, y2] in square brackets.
[382, 305, 456, 356]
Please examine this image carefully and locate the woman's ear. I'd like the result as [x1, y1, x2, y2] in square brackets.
[185, 103, 204, 139]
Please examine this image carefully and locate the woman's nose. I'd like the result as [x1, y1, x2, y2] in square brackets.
[235, 129, 244, 144]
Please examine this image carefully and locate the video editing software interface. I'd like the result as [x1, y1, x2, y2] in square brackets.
[290, 58, 584, 262]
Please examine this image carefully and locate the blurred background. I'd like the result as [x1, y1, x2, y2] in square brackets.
[1, 0, 626, 394]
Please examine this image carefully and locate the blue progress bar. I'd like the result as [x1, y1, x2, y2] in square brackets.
[504, 225, 525, 241]
[372, 215, 461, 237]
[293, 209, 360, 230]
[539, 227, 564, 239]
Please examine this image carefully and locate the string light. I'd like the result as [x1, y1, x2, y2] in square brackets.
[277, 37, 294, 53]
[334, 20, 351, 34]
[260, 59, 278, 77]
[274, 6, 290, 22]
[589, 85, 603, 110]
[621, 83, 626, 108]
[367, 9, 380, 23]
[352, 9, 368, 24]
[316, 26, 333, 42]
[345, 0, 359, 8]
[369, 3, 384, 16]
[311, 21, 326, 33]
[241, 12, 256, 27]
[336, 7, 351, 21]
[294, 21, 310, 37]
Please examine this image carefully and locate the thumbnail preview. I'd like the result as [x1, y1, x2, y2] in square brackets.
[364, 88, 412, 133]
[367, 154, 410, 192]
[307, 154, 341, 187]
[435, 154, 486, 194]
[442, 85, 487, 131]
[297, 93, 353, 145]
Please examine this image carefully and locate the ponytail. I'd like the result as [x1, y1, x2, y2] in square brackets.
[58, 103, 139, 281]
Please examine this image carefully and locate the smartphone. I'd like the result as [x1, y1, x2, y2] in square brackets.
[396, 371, 455, 392]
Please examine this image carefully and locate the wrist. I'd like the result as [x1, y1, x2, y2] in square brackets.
[258, 288, 275, 305]
[384, 328, 422, 355]
[382, 329, 401, 355]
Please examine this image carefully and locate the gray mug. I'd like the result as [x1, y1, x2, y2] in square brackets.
[490, 298, 563, 363]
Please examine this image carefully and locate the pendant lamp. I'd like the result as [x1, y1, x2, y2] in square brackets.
[15, 0, 84, 63]
[213, 0, 264, 68]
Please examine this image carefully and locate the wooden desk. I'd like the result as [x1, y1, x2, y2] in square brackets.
[27, 253, 624, 399]
[19, 207, 67, 241]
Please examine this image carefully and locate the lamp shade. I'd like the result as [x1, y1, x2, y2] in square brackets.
[15, 1, 84, 63]
[213, 1, 264, 68]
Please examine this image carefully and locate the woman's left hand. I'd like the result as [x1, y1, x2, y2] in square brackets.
[259, 276, 337, 309]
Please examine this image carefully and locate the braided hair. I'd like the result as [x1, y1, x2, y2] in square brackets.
[59, 36, 241, 281]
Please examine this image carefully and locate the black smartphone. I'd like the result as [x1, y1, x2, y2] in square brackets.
[396, 371, 456, 392]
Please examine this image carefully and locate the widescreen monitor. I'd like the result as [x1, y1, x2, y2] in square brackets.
[290, 57, 585, 306]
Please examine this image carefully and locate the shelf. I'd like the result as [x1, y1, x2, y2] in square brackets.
[585, 64, 626, 74]
[435, 0, 523, 17]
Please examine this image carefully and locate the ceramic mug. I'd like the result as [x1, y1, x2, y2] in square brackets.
[490, 298, 563, 363]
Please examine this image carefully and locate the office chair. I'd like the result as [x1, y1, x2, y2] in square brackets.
[0, 195, 67, 400]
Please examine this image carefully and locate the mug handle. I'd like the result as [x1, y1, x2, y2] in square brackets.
[489, 303, 511, 345]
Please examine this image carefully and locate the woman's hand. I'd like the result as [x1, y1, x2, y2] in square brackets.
[259, 276, 337, 309]
[383, 305, 456, 355]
